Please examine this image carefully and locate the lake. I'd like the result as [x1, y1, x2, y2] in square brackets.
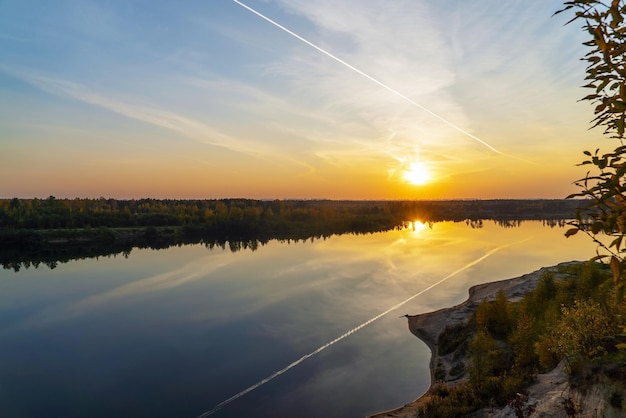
[0, 220, 599, 418]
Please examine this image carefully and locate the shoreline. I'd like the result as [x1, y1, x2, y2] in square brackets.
[368, 261, 581, 418]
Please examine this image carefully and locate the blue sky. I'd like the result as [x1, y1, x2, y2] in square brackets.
[0, 0, 603, 199]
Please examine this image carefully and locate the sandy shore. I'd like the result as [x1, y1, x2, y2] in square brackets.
[368, 261, 580, 418]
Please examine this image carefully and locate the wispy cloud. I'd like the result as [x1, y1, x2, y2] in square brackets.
[253, 0, 474, 163]
[0, 0, 596, 197]
[0, 66, 276, 157]
[241, 0, 585, 162]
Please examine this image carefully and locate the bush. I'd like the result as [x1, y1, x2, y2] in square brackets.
[535, 334, 562, 370]
[555, 300, 614, 360]
[475, 290, 512, 339]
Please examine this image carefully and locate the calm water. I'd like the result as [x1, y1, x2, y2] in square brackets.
[0, 221, 598, 418]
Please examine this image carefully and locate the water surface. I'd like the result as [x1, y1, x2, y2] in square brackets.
[0, 221, 598, 417]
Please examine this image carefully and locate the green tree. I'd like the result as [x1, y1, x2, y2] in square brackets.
[509, 312, 538, 370]
[552, 299, 613, 362]
[467, 330, 509, 400]
[559, 0, 626, 305]
[475, 290, 511, 339]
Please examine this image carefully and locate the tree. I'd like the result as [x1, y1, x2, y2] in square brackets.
[475, 290, 512, 339]
[552, 299, 613, 362]
[467, 329, 510, 401]
[509, 312, 538, 370]
[559, 0, 626, 305]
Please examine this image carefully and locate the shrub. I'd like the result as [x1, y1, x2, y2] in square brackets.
[555, 300, 613, 360]
[475, 290, 512, 339]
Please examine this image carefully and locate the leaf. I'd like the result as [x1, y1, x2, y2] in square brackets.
[594, 25, 607, 51]
[610, 255, 622, 285]
[565, 228, 580, 237]
[590, 254, 608, 263]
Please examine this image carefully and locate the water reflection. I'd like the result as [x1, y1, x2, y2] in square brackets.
[0, 221, 601, 418]
[402, 220, 430, 233]
[1, 219, 575, 273]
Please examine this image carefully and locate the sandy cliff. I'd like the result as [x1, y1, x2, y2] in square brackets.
[370, 262, 626, 418]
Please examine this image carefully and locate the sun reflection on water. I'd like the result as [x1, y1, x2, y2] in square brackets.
[402, 220, 429, 235]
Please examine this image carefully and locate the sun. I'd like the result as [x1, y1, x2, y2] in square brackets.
[403, 162, 431, 186]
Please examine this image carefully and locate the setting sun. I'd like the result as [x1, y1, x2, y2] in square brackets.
[403, 162, 432, 186]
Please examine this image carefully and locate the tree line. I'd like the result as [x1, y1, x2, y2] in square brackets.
[0, 197, 583, 272]
[0, 197, 582, 231]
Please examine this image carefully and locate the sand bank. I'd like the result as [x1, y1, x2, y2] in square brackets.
[368, 262, 581, 418]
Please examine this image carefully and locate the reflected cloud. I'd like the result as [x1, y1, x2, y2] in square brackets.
[9, 252, 236, 329]
[72, 255, 232, 311]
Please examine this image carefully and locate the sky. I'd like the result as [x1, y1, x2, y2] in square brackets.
[0, 0, 609, 199]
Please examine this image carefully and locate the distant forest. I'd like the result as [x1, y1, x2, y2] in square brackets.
[0, 197, 584, 271]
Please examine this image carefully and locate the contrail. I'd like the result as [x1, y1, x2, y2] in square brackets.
[194, 240, 523, 417]
[230, 0, 530, 162]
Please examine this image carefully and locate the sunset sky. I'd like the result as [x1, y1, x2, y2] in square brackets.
[0, 0, 607, 199]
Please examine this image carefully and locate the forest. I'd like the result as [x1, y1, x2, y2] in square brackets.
[0, 196, 582, 230]
[0, 197, 583, 271]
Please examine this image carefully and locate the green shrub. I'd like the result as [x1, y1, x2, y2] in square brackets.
[475, 290, 512, 339]
[554, 300, 613, 361]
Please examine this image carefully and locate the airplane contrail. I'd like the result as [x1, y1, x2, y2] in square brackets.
[230, 0, 529, 162]
[194, 240, 524, 417]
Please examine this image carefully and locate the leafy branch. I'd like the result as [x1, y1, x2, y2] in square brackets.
[559, 0, 626, 305]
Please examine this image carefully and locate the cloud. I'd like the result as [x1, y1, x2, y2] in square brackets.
[0, 66, 276, 157]
[256, 0, 474, 162]
[0, 0, 594, 198]
[237, 0, 588, 164]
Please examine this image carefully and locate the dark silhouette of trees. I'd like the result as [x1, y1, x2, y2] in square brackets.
[0, 198, 582, 232]
[0, 198, 583, 271]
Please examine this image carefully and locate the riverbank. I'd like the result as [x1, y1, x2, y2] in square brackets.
[369, 262, 581, 418]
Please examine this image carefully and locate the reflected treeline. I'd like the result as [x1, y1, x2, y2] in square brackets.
[466, 218, 569, 229]
[1, 198, 584, 272]
[0, 230, 358, 272]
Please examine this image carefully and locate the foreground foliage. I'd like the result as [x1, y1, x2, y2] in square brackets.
[418, 263, 626, 417]
[559, 0, 626, 306]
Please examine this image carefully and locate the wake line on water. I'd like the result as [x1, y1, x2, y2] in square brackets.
[230, 0, 534, 164]
[195, 240, 524, 417]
